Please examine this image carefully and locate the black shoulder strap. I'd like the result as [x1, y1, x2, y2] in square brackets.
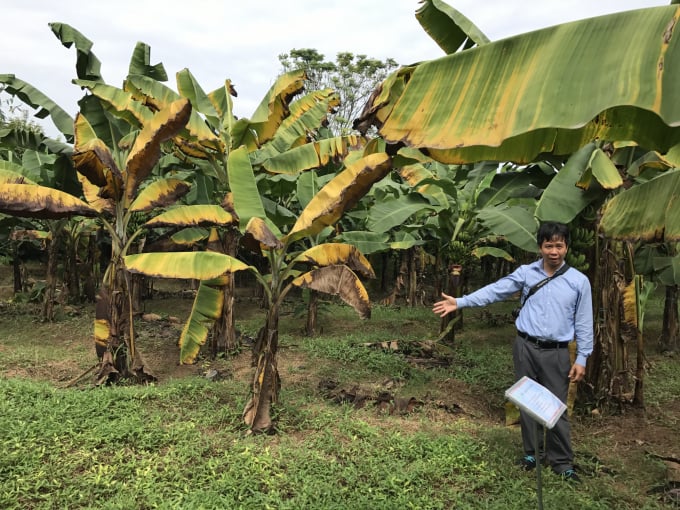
[521, 264, 570, 306]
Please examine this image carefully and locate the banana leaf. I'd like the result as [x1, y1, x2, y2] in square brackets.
[360, 5, 680, 164]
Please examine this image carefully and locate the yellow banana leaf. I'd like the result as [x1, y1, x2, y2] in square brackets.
[144, 204, 236, 228]
[359, 5, 680, 164]
[285, 152, 392, 242]
[622, 277, 640, 329]
[94, 318, 110, 352]
[0, 183, 98, 219]
[128, 178, 191, 212]
[291, 265, 371, 319]
[291, 243, 375, 279]
[124, 98, 192, 206]
[125, 251, 253, 280]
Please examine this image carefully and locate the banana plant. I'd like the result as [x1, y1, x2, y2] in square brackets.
[125, 149, 391, 432]
[0, 97, 193, 384]
[74, 54, 366, 354]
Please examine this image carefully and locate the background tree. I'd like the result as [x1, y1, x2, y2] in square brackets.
[278, 48, 397, 135]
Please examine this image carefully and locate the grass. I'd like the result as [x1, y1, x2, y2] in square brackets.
[0, 295, 679, 509]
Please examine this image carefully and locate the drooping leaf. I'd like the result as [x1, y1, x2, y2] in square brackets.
[0, 74, 75, 139]
[72, 113, 124, 200]
[291, 265, 371, 319]
[179, 280, 224, 364]
[244, 217, 283, 250]
[77, 172, 115, 214]
[471, 246, 514, 261]
[599, 170, 680, 242]
[576, 148, 624, 191]
[49, 22, 103, 82]
[291, 243, 375, 278]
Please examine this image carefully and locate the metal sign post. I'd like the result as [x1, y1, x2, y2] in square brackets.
[534, 421, 544, 510]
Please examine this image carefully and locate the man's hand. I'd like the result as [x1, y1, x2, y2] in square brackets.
[568, 363, 586, 383]
[433, 292, 458, 317]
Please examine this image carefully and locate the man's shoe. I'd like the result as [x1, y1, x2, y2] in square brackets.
[518, 455, 536, 471]
[560, 469, 581, 483]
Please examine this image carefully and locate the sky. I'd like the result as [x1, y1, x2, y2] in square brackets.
[1, 0, 670, 135]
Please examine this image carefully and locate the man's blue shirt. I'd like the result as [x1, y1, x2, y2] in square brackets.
[457, 259, 593, 367]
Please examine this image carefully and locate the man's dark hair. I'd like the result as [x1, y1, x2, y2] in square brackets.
[537, 222, 570, 247]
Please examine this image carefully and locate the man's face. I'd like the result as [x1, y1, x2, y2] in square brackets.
[539, 235, 568, 271]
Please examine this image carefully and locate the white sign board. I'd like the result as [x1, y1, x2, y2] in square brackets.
[505, 376, 567, 429]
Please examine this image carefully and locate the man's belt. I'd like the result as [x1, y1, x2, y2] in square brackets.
[517, 331, 569, 349]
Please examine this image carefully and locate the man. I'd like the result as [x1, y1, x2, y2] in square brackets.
[432, 222, 593, 482]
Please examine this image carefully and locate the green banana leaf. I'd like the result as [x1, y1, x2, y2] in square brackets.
[176, 68, 221, 132]
[476, 204, 538, 253]
[337, 231, 391, 255]
[179, 280, 224, 364]
[471, 246, 514, 261]
[535, 143, 601, 223]
[0, 74, 75, 139]
[227, 147, 281, 236]
[366, 194, 436, 233]
[127, 42, 168, 81]
[415, 0, 489, 54]
[49, 22, 103, 82]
